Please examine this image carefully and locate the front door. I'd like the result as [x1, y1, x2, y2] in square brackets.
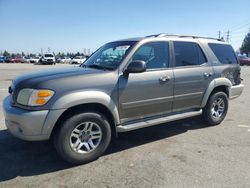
[118, 41, 174, 123]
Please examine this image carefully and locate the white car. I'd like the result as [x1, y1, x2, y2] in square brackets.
[40, 53, 56, 65]
[58, 57, 72, 64]
[70, 56, 87, 64]
[29, 56, 41, 64]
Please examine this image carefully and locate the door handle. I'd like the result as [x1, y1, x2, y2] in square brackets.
[204, 72, 213, 78]
[159, 76, 171, 82]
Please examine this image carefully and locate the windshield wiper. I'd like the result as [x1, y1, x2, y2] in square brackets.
[86, 64, 114, 70]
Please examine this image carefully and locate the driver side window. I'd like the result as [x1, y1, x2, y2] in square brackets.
[132, 42, 169, 69]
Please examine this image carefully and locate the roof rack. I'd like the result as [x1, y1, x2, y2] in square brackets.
[145, 33, 224, 41]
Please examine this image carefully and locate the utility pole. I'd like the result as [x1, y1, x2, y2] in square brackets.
[218, 31, 221, 39]
[226, 30, 230, 42]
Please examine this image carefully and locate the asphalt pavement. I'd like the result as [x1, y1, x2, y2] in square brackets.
[0, 63, 250, 188]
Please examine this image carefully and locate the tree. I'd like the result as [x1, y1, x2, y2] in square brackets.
[240, 32, 250, 57]
[3, 50, 10, 57]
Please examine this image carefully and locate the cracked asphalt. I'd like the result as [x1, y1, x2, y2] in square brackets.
[0, 63, 250, 188]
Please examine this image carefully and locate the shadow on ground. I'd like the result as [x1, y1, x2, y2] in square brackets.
[0, 117, 209, 182]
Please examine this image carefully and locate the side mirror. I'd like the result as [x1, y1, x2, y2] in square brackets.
[125, 60, 146, 73]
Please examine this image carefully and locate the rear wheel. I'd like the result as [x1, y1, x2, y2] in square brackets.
[54, 111, 111, 164]
[202, 92, 228, 126]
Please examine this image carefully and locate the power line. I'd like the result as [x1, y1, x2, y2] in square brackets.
[231, 23, 250, 32]
[229, 19, 250, 30]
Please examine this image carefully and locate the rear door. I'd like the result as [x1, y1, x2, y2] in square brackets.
[172, 41, 214, 112]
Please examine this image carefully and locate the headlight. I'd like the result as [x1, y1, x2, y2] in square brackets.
[17, 89, 54, 106]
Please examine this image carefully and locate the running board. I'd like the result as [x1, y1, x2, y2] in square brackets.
[116, 110, 202, 132]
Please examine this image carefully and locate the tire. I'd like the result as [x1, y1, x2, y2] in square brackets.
[202, 92, 228, 126]
[54, 111, 111, 164]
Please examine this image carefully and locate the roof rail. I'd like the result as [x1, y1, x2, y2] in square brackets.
[145, 33, 224, 41]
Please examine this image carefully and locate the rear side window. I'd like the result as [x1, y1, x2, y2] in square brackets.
[174, 41, 207, 67]
[208, 43, 238, 64]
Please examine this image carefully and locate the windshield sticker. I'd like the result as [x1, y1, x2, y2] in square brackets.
[116, 45, 130, 51]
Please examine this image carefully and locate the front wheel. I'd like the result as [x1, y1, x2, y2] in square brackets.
[202, 92, 228, 126]
[54, 111, 111, 164]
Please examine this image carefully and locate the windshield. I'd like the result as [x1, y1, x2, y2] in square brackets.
[238, 55, 247, 59]
[44, 54, 54, 57]
[82, 41, 136, 70]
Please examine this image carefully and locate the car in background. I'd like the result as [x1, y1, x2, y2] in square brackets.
[40, 53, 56, 65]
[0, 56, 6, 63]
[70, 56, 87, 64]
[57, 56, 71, 64]
[9, 57, 26, 63]
[4, 57, 11, 63]
[23, 56, 31, 63]
[29, 56, 41, 64]
[238, 55, 250, 66]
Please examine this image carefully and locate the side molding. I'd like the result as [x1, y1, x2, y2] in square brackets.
[201, 77, 232, 108]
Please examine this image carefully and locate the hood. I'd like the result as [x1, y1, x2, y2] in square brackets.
[11, 66, 118, 110]
[13, 66, 115, 92]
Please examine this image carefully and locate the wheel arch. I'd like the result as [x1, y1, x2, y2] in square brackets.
[50, 103, 118, 140]
[42, 90, 120, 139]
[201, 78, 231, 108]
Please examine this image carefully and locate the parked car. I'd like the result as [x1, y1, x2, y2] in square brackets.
[29, 56, 41, 64]
[238, 55, 250, 66]
[0, 56, 6, 63]
[8, 58, 15, 63]
[4, 57, 11, 63]
[10, 57, 25, 63]
[40, 53, 56, 65]
[70, 56, 87, 64]
[3, 34, 244, 164]
[57, 56, 72, 64]
[23, 56, 31, 63]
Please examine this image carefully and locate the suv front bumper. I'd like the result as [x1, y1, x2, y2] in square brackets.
[3, 96, 50, 141]
[229, 84, 244, 99]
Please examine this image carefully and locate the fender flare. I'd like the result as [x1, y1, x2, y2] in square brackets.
[52, 90, 120, 123]
[201, 77, 232, 108]
[42, 91, 120, 136]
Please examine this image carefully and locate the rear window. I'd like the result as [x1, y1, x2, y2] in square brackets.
[208, 43, 238, 64]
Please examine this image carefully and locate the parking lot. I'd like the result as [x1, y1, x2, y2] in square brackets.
[0, 63, 250, 188]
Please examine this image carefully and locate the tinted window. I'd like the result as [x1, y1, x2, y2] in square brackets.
[238, 55, 247, 60]
[132, 42, 169, 69]
[44, 54, 54, 57]
[208, 43, 237, 64]
[174, 42, 207, 67]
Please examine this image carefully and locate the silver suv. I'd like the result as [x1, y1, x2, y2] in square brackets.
[3, 34, 244, 164]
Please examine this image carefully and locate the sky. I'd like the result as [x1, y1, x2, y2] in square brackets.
[0, 0, 250, 54]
